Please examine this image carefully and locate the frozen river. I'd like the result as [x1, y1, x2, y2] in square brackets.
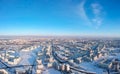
[18, 47, 42, 65]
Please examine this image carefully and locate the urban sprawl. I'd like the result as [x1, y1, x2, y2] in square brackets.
[0, 36, 120, 74]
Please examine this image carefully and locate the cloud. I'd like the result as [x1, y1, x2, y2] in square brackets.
[77, 0, 105, 28]
[91, 3, 102, 15]
[91, 3, 104, 28]
[78, 0, 92, 26]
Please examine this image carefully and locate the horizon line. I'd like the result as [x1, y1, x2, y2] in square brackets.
[0, 34, 120, 38]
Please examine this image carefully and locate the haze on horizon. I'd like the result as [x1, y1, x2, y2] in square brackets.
[0, 0, 120, 37]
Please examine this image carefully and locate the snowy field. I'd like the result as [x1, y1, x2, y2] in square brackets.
[18, 47, 42, 65]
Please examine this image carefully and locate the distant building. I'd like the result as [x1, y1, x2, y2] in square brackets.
[15, 68, 27, 74]
[0, 69, 8, 74]
[74, 57, 82, 64]
[110, 59, 120, 74]
[65, 64, 70, 72]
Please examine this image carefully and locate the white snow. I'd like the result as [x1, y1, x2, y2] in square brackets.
[42, 68, 61, 74]
[18, 47, 42, 65]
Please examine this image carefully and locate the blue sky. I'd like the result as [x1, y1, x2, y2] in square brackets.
[0, 0, 120, 37]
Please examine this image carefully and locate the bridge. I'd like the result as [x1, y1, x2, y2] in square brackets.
[70, 66, 96, 74]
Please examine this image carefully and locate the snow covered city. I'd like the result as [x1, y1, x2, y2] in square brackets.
[0, 0, 120, 74]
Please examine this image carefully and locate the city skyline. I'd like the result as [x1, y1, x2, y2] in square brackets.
[0, 0, 120, 37]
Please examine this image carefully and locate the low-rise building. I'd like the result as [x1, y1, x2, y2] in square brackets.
[0, 69, 8, 74]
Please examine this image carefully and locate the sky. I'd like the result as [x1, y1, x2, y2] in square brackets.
[0, 0, 120, 37]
